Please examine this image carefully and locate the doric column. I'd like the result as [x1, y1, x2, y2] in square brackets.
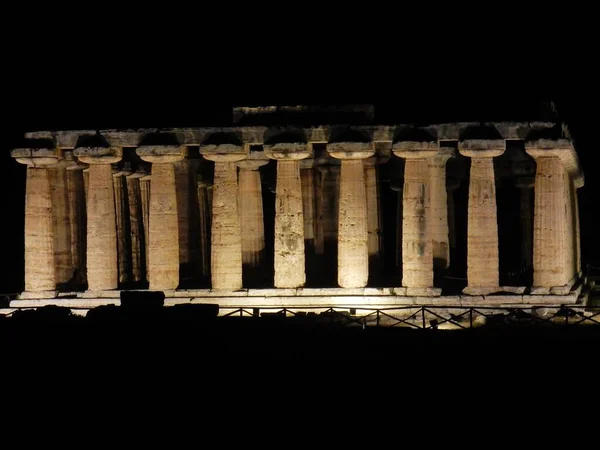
[113, 166, 132, 285]
[458, 140, 504, 295]
[525, 140, 584, 294]
[13, 148, 59, 294]
[364, 157, 383, 277]
[137, 145, 186, 291]
[265, 143, 311, 288]
[389, 181, 403, 269]
[446, 178, 460, 250]
[237, 159, 268, 276]
[328, 143, 374, 288]
[174, 157, 201, 276]
[126, 171, 146, 283]
[314, 165, 327, 256]
[200, 143, 247, 290]
[393, 142, 438, 295]
[139, 174, 151, 278]
[49, 153, 75, 285]
[429, 148, 453, 269]
[300, 160, 316, 246]
[73, 146, 122, 291]
[83, 168, 90, 204]
[197, 178, 212, 279]
[66, 159, 88, 286]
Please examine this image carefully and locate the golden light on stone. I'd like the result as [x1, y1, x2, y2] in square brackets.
[7, 106, 588, 316]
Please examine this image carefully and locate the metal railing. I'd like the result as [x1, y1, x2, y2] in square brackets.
[219, 305, 600, 329]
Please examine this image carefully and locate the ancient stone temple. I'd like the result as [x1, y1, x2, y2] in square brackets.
[8, 104, 588, 317]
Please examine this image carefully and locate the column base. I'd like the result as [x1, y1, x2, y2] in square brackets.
[18, 290, 57, 299]
[405, 287, 442, 297]
[530, 272, 582, 295]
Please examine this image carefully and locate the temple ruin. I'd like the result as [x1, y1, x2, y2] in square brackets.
[7, 104, 589, 320]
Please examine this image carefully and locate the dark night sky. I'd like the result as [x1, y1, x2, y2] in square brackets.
[1, 66, 598, 293]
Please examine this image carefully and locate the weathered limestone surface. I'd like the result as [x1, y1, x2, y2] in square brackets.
[314, 165, 327, 255]
[237, 160, 268, 269]
[401, 159, 433, 288]
[138, 147, 185, 290]
[390, 182, 403, 268]
[49, 159, 74, 284]
[329, 145, 374, 288]
[113, 168, 132, 284]
[273, 160, 306, 288]
[364, 158, 382, 272]
[75, 147, 122, 291]
[459, 141, 504, 293]
[208, 161, 243, 290]
[66, 162, 87, 285]
[394, 143, 437, 289]
[126, 171, 146, 283]
[528, 156, 570, 289]
[572, 179, 581, 274]
[16, 152, 58, 292]
[300, 161, 316, 242]
[139, 174, 151, 277]
[429, 149, 453, 269]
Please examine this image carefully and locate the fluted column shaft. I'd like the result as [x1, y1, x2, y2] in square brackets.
[66, 162, 87, 285]
[429, 151, 452, 269]
[393, 142, 440, 295]
[14, 150, 59, 293]
[74, 147, 122, 291]
[49, 158, 74, 285]
[329, 145, 374, 288]
[300, 162, 316, 243]
[459, 142, 504, 293]
[138, 147, 185, 291]
[113, 169, 132, 284]
[210, 161, 243, 289]
[265, 144, 311, 288]
[274, 160, 305, 287]
[126, 172, 146, 283]
[402, 159, 433, 288]
[237, 160, 268, 270]
[364, 158, 382, 270]
[139, 174, 151, 279]
[531, 156, 570, 288]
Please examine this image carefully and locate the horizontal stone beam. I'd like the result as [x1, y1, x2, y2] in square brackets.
[25, 122, 569, 149]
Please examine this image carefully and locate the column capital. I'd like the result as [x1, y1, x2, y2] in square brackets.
[74, 146, 123, 165]
[12, 148, 59, 167]
[392, 141, 438, 159]
[524, 139, 584, 188]
[137, 145, 186, 164]
[327, 141, 375, 160]
[264, 142, 311, 160]
[458, 139, 505, 158]
[200, 143, 247, 162]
